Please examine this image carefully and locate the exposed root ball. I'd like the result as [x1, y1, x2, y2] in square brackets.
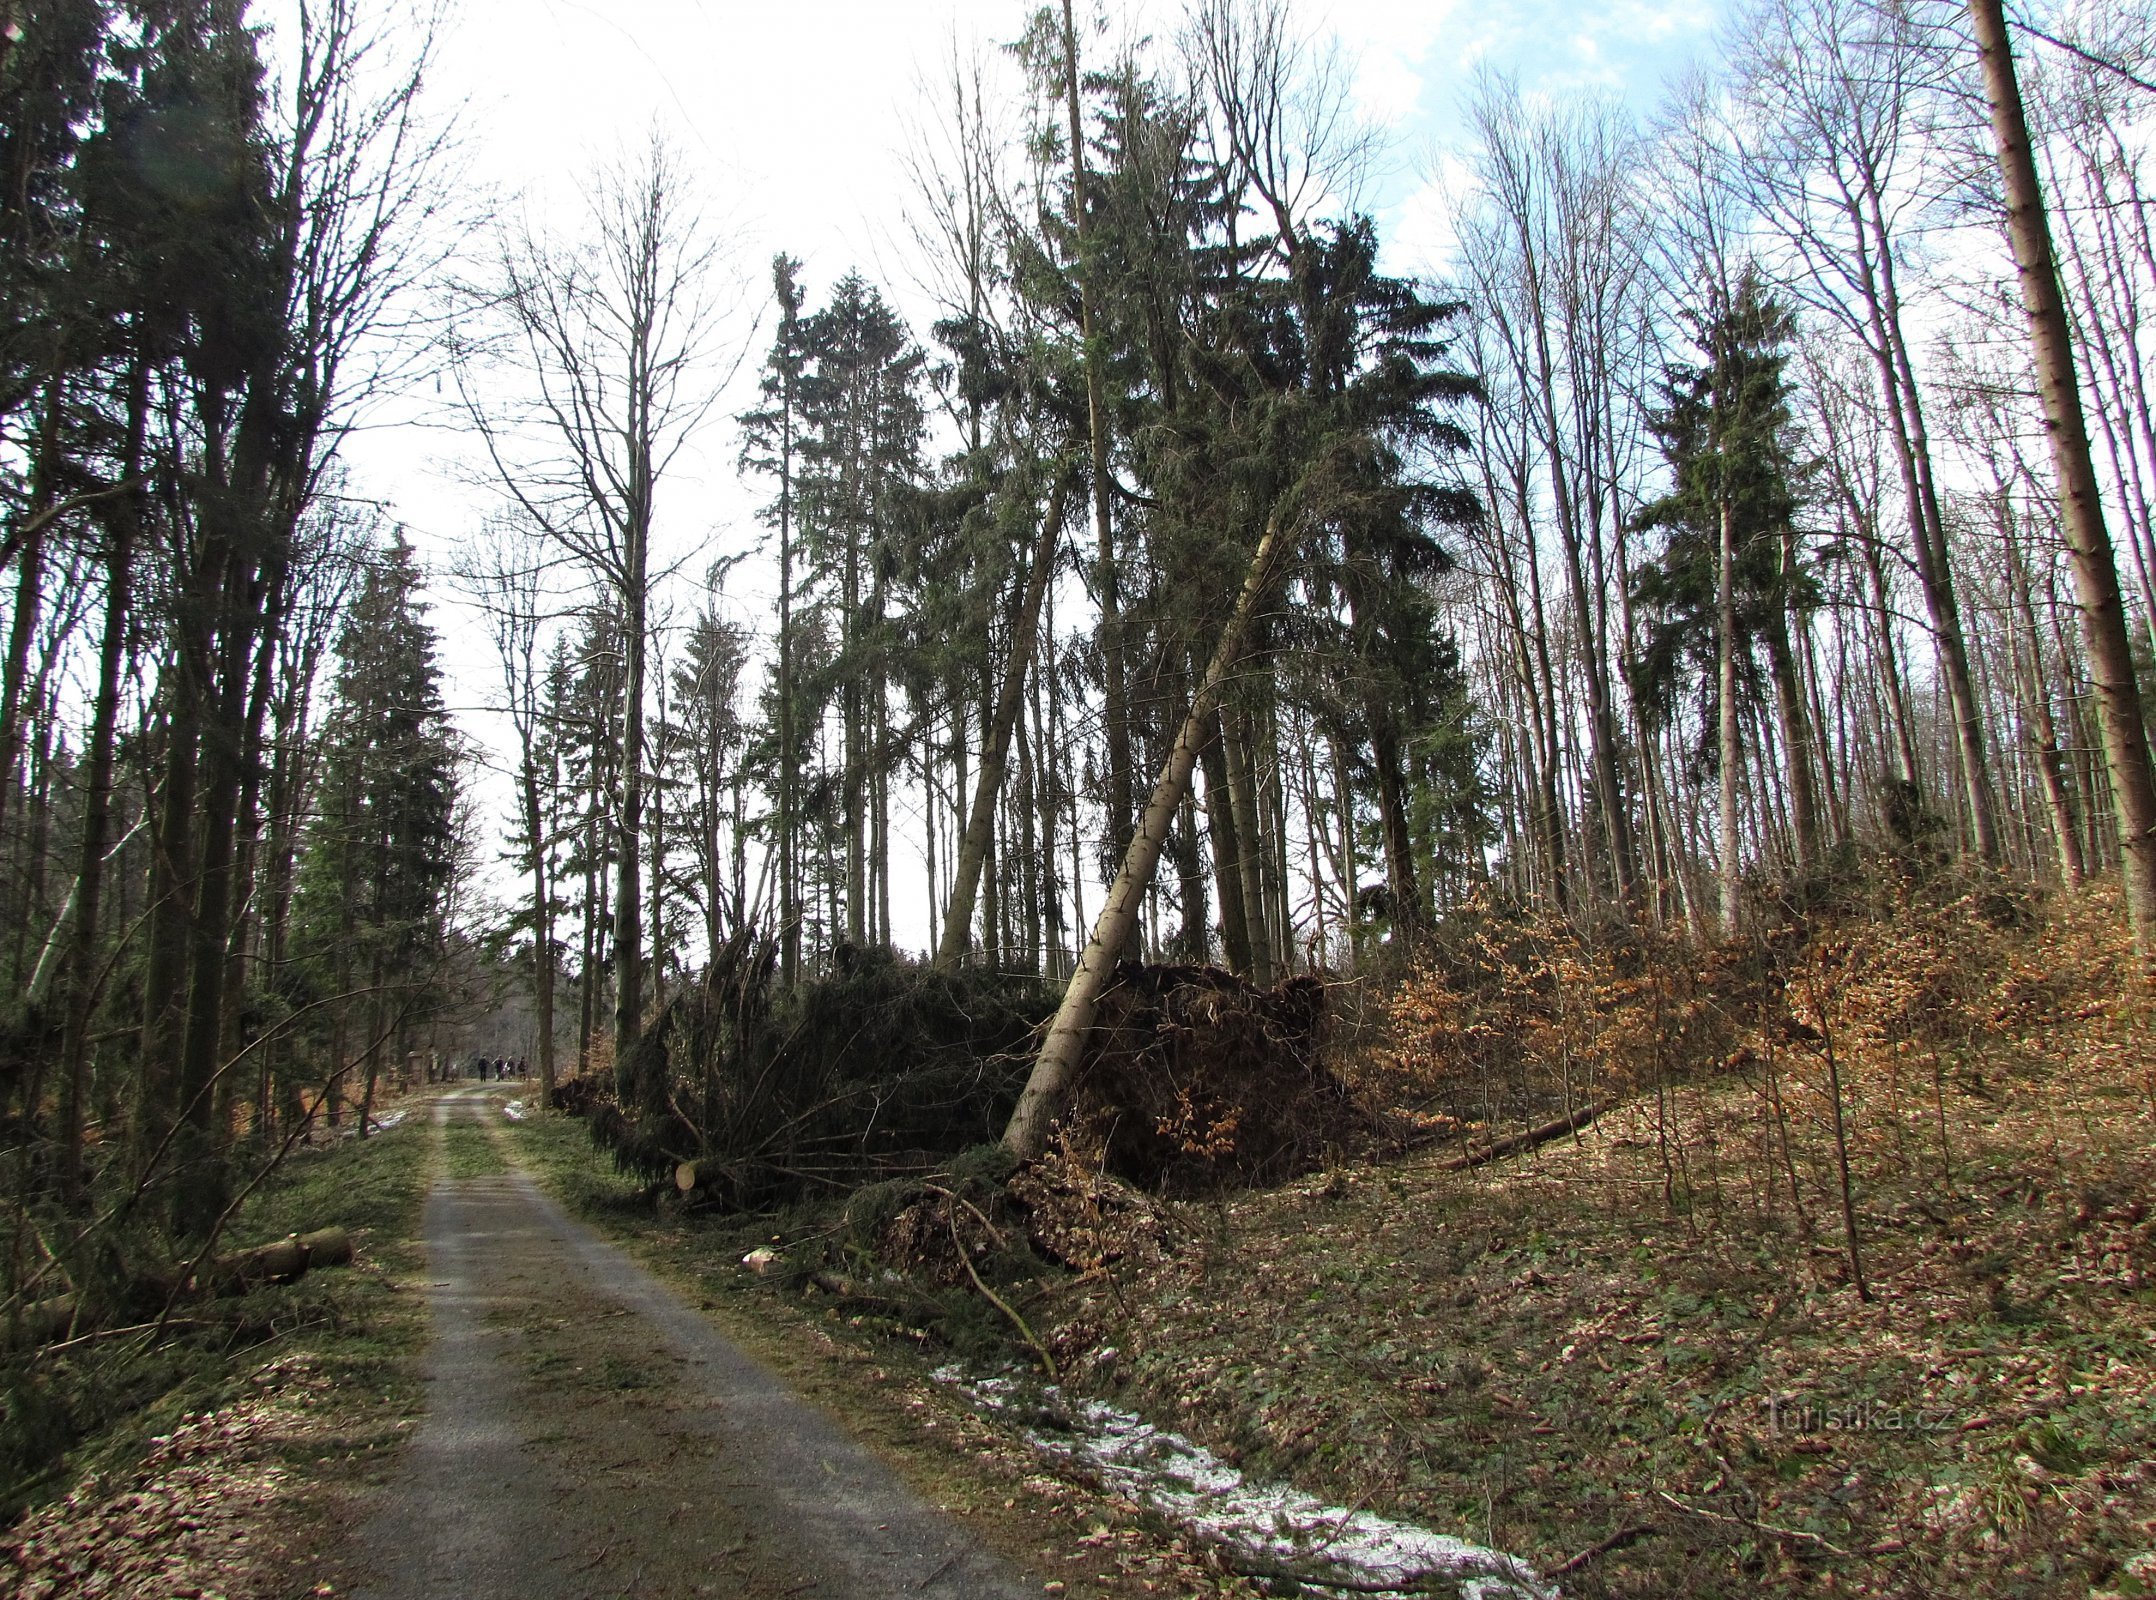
[1066, 962, 1364, 1194]
[1009, 1143, 1180, 1270]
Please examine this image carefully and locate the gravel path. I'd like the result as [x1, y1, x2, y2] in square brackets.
[350, 1089, 1033, 1600]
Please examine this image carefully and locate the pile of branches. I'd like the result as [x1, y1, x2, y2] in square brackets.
[595, 932, 1056, 1209]
[1065, 962, 1362, 1194]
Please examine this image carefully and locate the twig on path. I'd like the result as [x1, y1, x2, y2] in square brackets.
[1549, 1522, 1659, 1575]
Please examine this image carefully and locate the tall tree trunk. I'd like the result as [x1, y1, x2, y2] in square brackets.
[137, 690, 199, 1170]
[1221, 698, 1274, 981]
[778, 384, 800, 984]
[1061, 0, 1135, 875]
[1174, 788, 1207, 961]
[0, 380, 62, 862]
[577, 802, 598, 1076]
[1851, 209, 2000, 859]
[1199, 702, 1253, 975]
[1718, 501, 1743, 936]
[58, 488, 136, 1199]
[523, 739, 557, 1100]
[614, 544, 647, 1068]
[1765, 607, 1821, 874]
[1972, 0, 2156, 964]
[2004, 515, 2084, 885]
[174, 572, 266, 1235]
[935, 480, 1071, 968]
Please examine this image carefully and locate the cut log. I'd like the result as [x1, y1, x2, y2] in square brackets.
[675, 1160, 700, 1193]
[13, 1226, 357, 1349]
[196, 1226, 354, 1292]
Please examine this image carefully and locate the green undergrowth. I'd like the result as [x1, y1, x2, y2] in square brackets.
[1032, 911, 2156, 1600]
[2, 1117, 434, 1526]
[441, 1119, 506, 1179]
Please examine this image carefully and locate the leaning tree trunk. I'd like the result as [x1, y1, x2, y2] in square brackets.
[1971, 0, 2156, 968]
[935, 478, 1072, 968]
[1004, 495, 1300, 1160]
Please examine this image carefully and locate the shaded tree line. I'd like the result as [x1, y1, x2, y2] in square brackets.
[0, 0, 464, 1314]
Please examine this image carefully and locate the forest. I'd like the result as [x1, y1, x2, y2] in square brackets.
[2, 0, 2156, 1595]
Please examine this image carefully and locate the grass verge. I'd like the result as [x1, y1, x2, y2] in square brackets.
[3, 1109, 436, 1596]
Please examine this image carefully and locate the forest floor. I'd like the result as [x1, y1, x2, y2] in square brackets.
[516, 884, 2156, 1600]
[0, 1111, 433, 1598]
[998, 888, 2156, 1600]
[8, 886, 2150, 1600]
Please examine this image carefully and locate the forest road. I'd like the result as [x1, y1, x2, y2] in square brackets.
[347, 1088, 1035, 1600]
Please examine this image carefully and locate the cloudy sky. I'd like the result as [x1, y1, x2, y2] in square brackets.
[336, 0, 1726, 938]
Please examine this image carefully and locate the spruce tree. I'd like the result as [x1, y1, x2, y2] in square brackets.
[1630, 277, 1815, 803]
[293, 533, 458, 1129]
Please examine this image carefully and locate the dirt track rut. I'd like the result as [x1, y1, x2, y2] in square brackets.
[349, 1090, 1032, 1600]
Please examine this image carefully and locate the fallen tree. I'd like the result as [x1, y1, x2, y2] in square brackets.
[584, 935, 1055, 1207]
[14, 1226, 355, 1348]
[1005, 487, 1306, 1161]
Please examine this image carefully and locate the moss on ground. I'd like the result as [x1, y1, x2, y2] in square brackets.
[4, 1115, 434, 1530]
[1030, 891, 2156, 1600]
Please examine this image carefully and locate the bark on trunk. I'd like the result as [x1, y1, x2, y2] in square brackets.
[1198, 703, 1254, 975]
[1971, 0, 2156, 964]
[1221, 698, 1274, 981]
[1719, 501, 1743, 937]
[934, 480, 1071, 968]
[1061, 0, 1134, 877]
[615, 535, 647, 1065]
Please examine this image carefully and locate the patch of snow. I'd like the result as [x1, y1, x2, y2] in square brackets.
[334, 1108, 408, 1139]
[934, 1368, 1556, 1599]
[501, 1100, 527, 1122]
